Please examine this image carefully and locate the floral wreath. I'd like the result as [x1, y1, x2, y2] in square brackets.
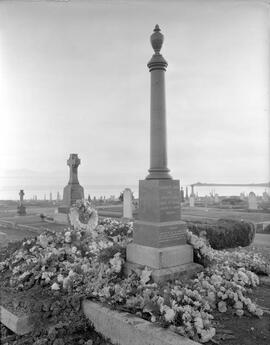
[68, 199, 98, 235]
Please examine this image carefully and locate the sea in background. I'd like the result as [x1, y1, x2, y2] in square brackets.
[0, 184, 269, 201]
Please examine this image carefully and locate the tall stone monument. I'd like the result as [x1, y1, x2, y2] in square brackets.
[63, 154, 84, 207]
[126, 25, 200, 282]
[17, 190, 26, 215]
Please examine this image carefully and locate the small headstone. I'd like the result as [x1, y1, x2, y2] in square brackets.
[185, 186, 189, 200]
[262, 191, 270, 202]
[180, 187, 184, 202]
[57, 192, 61, 202]
[17, 190, 26, 215]
[248, 192, 257, 210]
[123, 188, 133, 219]
[189, 195, 195, 207]
[49, 192, 52, 201]
[214, 194, 220, 203]
[240, 192, 245, 200]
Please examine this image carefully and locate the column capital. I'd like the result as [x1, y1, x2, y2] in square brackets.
[147, 54, 168, 72]
[147, 25, 168, 72]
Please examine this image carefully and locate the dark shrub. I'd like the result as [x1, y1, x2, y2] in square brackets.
[187, 219, 255, 250]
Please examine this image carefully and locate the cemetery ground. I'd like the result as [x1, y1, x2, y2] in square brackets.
[0, 200, 270, 345]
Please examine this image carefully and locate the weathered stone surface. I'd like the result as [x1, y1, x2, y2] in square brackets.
[127, 243, 193, 269]
[17, 190, 26, 215]
[17, 205, 26, 216]
[134, 220, 187, 248]
[189, 196, 195, 208]
[125, 262, 202, 283]
[138, 180, 181, 222]
[62, 154, 84, 208]
[83, 300, 200, 345]
[63, 184, 84, 207]
[248, 192, 258, 210]
[0, 306, 36, 335]
[123, 188, 133, 219]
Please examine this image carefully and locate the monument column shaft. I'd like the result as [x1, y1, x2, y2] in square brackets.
[69, 167, 79, 184]
[150, 69, 167, 172]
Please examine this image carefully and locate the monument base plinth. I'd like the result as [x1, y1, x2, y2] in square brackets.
[17, 205, 26, 216]
[63, 183, 84, 207]
[127, 243, 193, 269]
[126, 243, 202, 282]
[134, 220, 187, 247]
[124, 261, 202, 283]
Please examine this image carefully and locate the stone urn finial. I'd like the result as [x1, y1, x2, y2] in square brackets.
[150, 24, 164, 54]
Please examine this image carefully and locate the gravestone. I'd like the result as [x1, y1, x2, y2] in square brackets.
[240, 192, 245, 200]
[126, 25, 200, 282]
[248, 192, 257, 210]
[189, 195, 195, 207]
[57, 192, 61, 202]
[180, 187, 184, 202]
[55, 154, 84, 223]
[17, 190, 26, 215]
[123, 188, 133, 219]
[62, 154, 84, 208]
[214, 194, 220, 203]
[185, 186, 189, 200]
[262, 191, 270, 202]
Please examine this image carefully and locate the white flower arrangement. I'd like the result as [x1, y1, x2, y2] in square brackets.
[1, 218, 269, 344]
[69, 200, 98, 235]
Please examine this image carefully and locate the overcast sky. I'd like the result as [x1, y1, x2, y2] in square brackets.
[0, 0, 269, 188]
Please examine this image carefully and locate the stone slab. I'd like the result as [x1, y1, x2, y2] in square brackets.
[138, 179, 181, 222]
[124, 262, 202, 283]
[0, 306, 36, 335]
[82, 300, 200, 345]
[127, 243, 193, 269]
[134, 220, 187, 248]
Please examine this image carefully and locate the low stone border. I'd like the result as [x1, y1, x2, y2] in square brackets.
[83, 300, 200, 345]
[0, 306, 36, 335]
